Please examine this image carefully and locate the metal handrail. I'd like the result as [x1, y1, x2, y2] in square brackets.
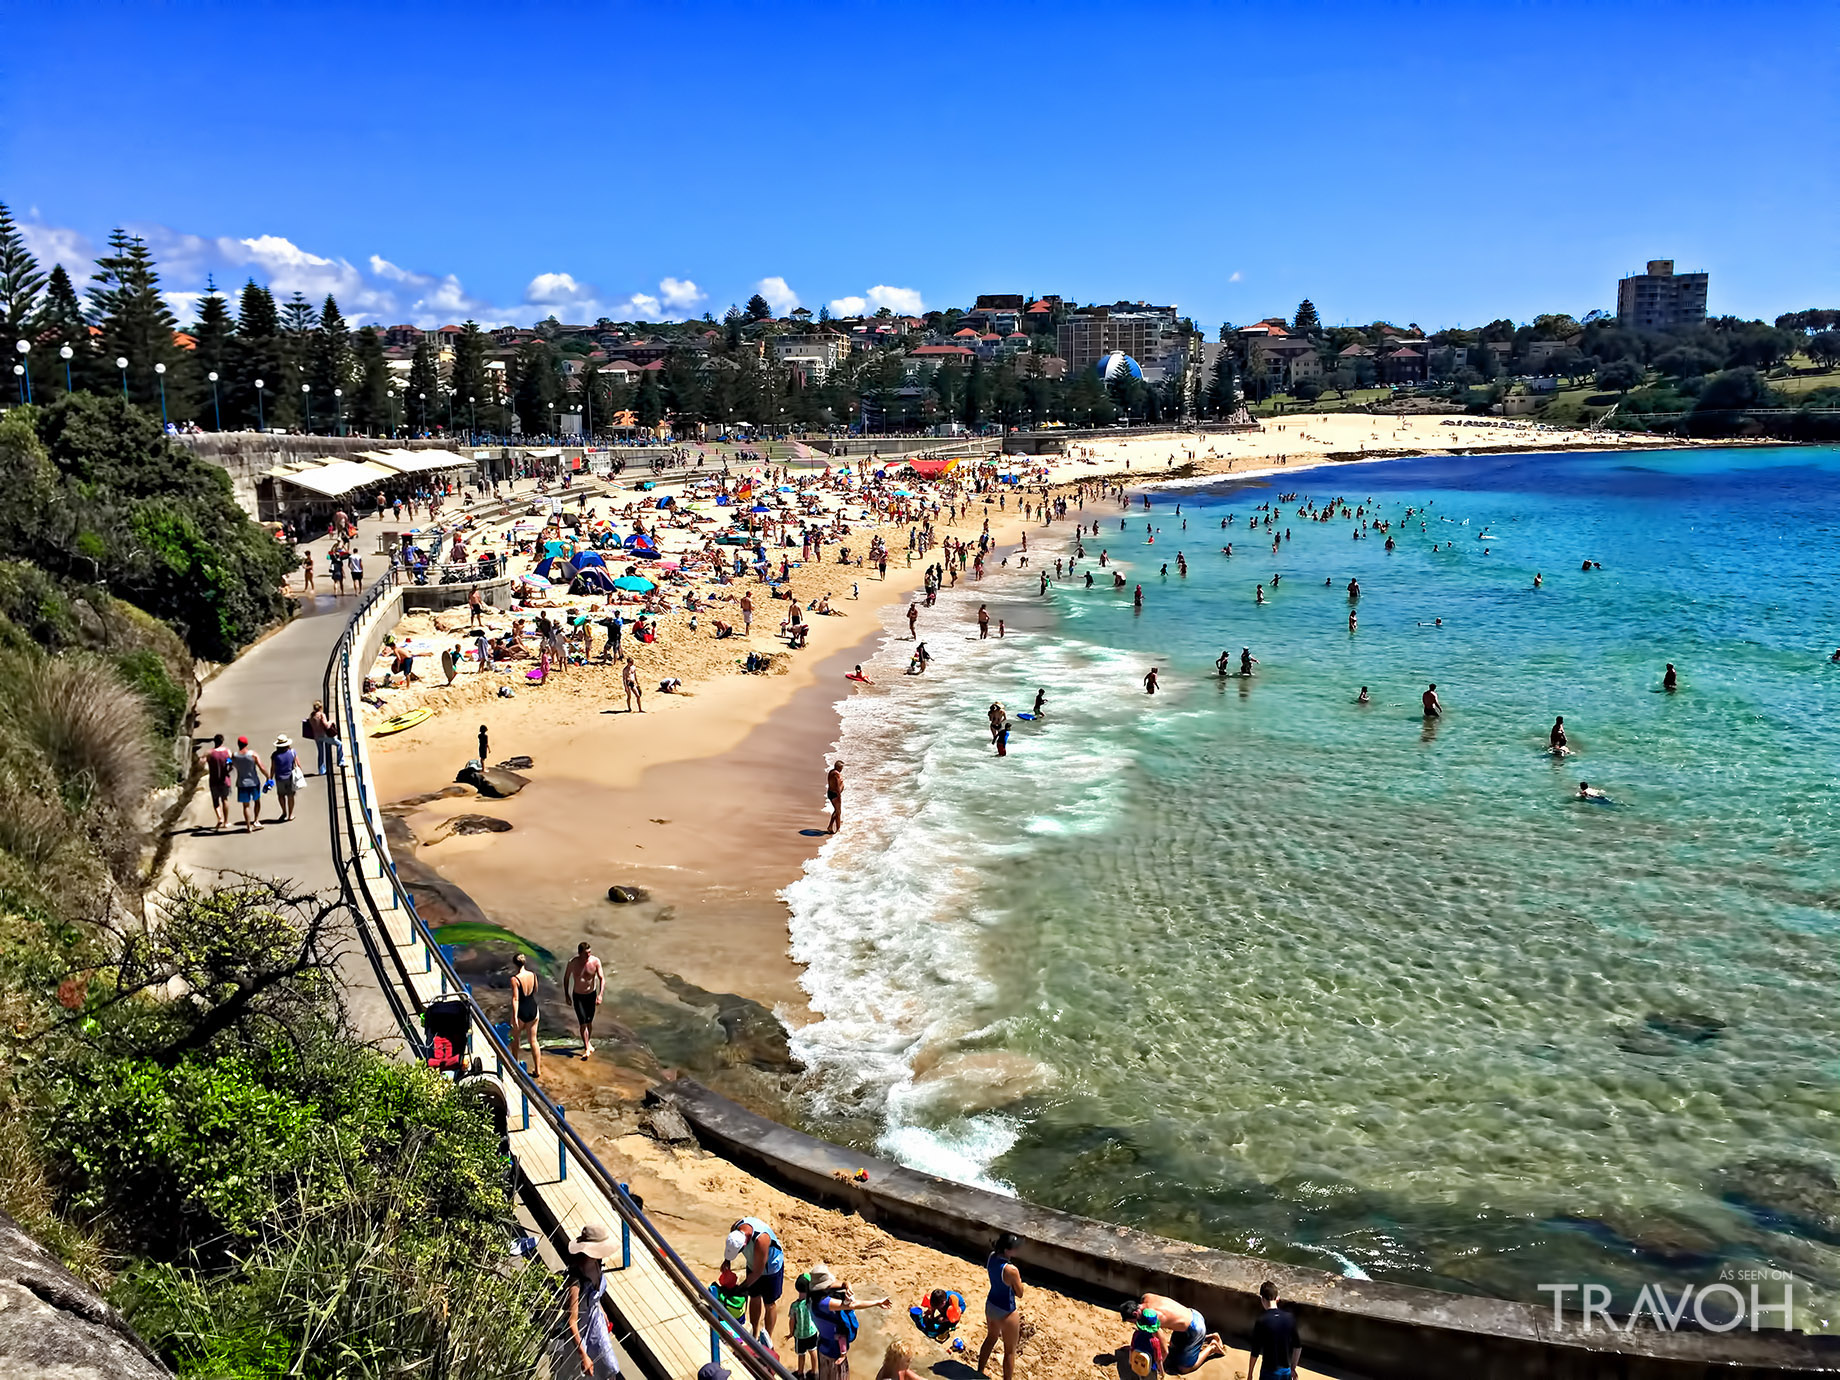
[322, 576, 794, 1380]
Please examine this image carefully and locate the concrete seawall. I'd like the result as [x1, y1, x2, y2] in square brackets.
[667, 1080, 1838, 1380]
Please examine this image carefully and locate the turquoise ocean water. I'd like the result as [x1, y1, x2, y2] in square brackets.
[784, 445, 1840, 1322]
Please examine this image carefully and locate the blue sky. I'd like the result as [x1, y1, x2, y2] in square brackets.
[4, 1, 1836, 331]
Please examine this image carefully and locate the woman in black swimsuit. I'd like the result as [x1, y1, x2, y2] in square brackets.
[510, 953, 543, 1078]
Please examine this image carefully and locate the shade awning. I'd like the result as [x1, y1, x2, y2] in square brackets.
[364, 448, 475, 475]
[273, 459, 401, 497]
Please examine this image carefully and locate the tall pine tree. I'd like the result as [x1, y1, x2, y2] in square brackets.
[406, 339, 442, 435]
[229, 280, 293, 430]
[448, 321, 491, 435]
[279, 292, 318, 429]
[310, 294, 354, 430]
[33, 264, 90, 394]
[350, 326, 392, 436]
[89, 229, 186, 417]
[1292, 299, 1322, 336]
[0, 200, 46, 343]
[190, 277, 236, 428]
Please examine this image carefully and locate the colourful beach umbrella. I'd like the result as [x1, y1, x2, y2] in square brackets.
[612, 575, 655, 592]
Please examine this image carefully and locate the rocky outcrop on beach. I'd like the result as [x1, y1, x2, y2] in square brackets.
[651, 969, 801, 1074]
[455, 764, 529, 798]
[0, 1210, 168, 1379]
[421, 813, 513, 845]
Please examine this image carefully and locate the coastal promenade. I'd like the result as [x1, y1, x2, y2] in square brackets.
[164, 485, 790, 1380]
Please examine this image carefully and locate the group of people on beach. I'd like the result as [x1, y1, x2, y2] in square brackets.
[557, 1209, 1303, 1380]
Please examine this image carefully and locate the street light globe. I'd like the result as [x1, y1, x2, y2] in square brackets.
[15, 339, 29, 355]
[59, 345, 73, 361]
[301, 383, 309, 394]
[333, 387, 342, 397]
[208, 370, 218, 382]
[154, 362, 166, 375]
[255, 379, 265, 389]
[11, 364, 22, 377]
[116, 356, 128, 369]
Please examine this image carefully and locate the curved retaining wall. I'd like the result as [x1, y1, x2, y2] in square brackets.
[667, 1081, 1838, 1380]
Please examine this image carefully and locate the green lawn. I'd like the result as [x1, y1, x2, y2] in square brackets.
[1765, 368, 1840, 397]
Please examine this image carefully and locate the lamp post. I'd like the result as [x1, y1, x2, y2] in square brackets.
[116, 355, 128, 397]
[13, 340, 29, 404]
[59, 344, 73, 392]
[418, 390, 427, 436]
[207, 371, 221, 430]
[255, 378, 266, 430]
[11, 363, 23, 404]
[154, 362, 168, 426]
[300, 382, 312, 435]
[333, 386, 343, 436]
[388, 386, 399, 438]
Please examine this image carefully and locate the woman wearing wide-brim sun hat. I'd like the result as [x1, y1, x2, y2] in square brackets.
[554, 1224, 623, 1378]
[269, 734, 300, 823]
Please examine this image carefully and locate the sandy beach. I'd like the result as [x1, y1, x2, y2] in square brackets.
[354, 419, 1750, 1379]
[366, 414, 1696, 1017]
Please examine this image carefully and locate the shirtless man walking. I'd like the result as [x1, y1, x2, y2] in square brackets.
[561, 942, 604, 1058]
[825, 759, 844, 834]
[1422, 682, 1443, 718]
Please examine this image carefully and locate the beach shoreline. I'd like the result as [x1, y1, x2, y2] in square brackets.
[367, 419, 1740, 1032]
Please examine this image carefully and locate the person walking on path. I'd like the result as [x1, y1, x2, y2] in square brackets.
[977, 1234, 1024, 1380]
[306, 701, 343, 776]
[269, 735, 300, 823]
[1246, 1282, 1301, 1380]
[825, 760, 844, 834]
[562, 942, 604, 1057]
[622, 656, 644, 713]
[229, 736, 268, 832]
[300, 549, 315, 593]
[204, 733, 232, 831]
[554, 1224, 622, 1378]
[509, 952, 543, 1078]
[725, 1217, 789, 1348]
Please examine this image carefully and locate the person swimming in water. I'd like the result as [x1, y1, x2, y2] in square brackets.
[1239, 647, 1257, 676]
[1216, 650, 1233, 677]
[1550, 715, 1568, 753]
[1578, 781, 1609, 802]
[1143, 667, 1159, 694]
[1255, 584, 1266, 604]
[1663, 662, 1678, 691]
[1422, 683, 1442, 718]
[1357, 686, 1370, 704]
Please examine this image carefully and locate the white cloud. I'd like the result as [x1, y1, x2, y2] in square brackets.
[8, 213, 726, 331]
[829, 295, 868, 318]
[369, 255, 419, 283]
[755, 276, 799, 316]
[164, 290, 206, 323]
[615, 292, 664, 321]
[659, 277, 705, 312]
[867, 284, 924, 315]
[1229, 271, 1243, 283]
[525, 272, 591, 305]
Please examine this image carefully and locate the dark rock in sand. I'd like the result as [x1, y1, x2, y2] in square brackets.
[496, 755, 535, 770]
[605, 885, 651, 904]
[424, 814, 514, 845]
[455, 765, 529, 798]
[0, 1208, 168, 1379]
[651, 969, 802, 1073]
[639, 1096, 696, 1145]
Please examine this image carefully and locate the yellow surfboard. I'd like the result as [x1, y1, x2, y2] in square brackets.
[372, 707, 434, 736]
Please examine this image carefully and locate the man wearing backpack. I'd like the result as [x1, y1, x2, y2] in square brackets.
[804, 1264, 891, 1380]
